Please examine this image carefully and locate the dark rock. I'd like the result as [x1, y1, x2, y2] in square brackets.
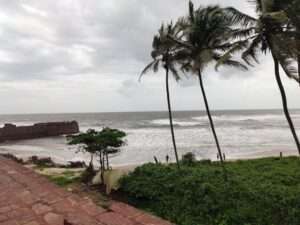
[67, 161, 86, 168]
[0, 121, 79, 142]
[27, 156, 56, 167]
[0, 153, 24, 164]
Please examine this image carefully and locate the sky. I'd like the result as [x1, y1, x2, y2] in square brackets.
[0, 0, 299, 114]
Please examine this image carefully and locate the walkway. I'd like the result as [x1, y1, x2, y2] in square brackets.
[0, 156, 173, 225]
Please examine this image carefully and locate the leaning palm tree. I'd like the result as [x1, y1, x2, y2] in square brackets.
[283, 0, 300, 83]
[170, 2, 248, 165]
[237, 0, 300, 154]
[140, 23, 182, 168]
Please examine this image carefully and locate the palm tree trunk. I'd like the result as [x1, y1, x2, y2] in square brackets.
[197, 70, 224, 163]
[272, 55, 300, 155]
[298, 56, 300, 84]
[297, 27, 300, 85]
[165, 67, 180, 168]
[297, 52, 300, 85]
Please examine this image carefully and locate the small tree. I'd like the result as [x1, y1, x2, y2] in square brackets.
[68, 127, 126, 184]
[94, 127, 126, 183]
[68, 129, 99, 183]
[68, 129, 99, 169]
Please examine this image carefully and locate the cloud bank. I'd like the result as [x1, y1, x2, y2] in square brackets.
[0, 0, 299, 114]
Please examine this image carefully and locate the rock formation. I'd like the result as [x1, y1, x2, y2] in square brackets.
[0, 121, 79, 142]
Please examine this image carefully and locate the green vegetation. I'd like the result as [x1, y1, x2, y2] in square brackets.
[45, 170, 81, 187]
[68, 127, 127, 183]
[120, 157, 300, 225]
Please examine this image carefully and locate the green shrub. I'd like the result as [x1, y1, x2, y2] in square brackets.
[120, 157, 300, 225]
[181, 152, 196, 166]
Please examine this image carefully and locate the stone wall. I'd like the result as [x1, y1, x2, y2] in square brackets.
[0, 121, 79, 142]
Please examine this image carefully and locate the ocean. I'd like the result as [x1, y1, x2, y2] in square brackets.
[0, 109, 299, 166]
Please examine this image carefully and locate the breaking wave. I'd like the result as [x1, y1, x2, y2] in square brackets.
[150, 119, 201, 127]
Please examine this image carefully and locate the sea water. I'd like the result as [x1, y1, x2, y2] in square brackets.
[0, 109, 299, 166]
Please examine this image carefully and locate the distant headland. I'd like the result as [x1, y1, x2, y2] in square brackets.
[0, 121, 79, 142]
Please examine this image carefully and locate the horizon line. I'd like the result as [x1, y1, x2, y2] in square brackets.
[0, 108, 298, 116]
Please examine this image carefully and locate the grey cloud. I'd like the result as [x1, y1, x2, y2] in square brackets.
[0, 0, 298, 114]
[0, 0, 254, 81]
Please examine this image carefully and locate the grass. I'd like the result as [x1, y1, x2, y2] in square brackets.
[120, 157, 300, 225]
[39, 167, 111, 209]
[45, 170, 81, 187]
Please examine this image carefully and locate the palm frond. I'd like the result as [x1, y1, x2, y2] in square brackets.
[169, 63, 181, 81]
[278, 57, 299, 82]
[242, 35, 262, 65]
[215, 50, 248, 71]
[264, 11, 289, 23]
[231, 27, 257, 40]
[219, 58, 248, 71]
[223, 39, 250, 57]
[189, 1, 195, 22]
[167, 34, 193, 49]
[139, 60, 158, 81]
[271, 34, 300, 82]
[224, 7, 257, 27]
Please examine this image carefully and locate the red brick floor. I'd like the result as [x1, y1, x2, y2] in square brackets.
[0, 156, 173, 225]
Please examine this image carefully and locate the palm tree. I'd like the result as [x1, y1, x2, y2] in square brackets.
[237, 0, 300, 154]
[170, 2, 248, 165]
[140, 23, 182, 168]
[283, 0, 300, 83]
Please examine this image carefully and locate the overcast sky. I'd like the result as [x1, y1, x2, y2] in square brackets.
[0, 0, 299, 114]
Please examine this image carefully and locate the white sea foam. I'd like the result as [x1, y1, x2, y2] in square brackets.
[150, 119, 200, 127]
[192, 114, 298, 122]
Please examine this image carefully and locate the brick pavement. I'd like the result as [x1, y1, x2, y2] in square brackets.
[0, 156, 173, 225]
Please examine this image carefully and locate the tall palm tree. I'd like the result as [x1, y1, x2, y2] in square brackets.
[283, 0, 300, 83]
[140, 23, 182, 168]
[238, 0, 300, 154]
[170, 2, 248, 164]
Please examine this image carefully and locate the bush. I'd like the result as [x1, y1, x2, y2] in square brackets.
[181, 152, 196, 166]
[120, 157, 300, 225]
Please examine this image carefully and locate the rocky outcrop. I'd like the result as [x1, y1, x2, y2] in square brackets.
[0, 121, 79, 142]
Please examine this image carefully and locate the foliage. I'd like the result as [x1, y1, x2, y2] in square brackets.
[239, 0, 299, 82]
[171, 3, 249, 74]
[68, 127, 126, 183]
[181, 152, 196, 166]
[68, 129, 99, 167]
[140, 22, 183, 80]
[120, 157, 300, 225]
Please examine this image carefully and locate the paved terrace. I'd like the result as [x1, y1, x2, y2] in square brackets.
[0, 156, 173, 225]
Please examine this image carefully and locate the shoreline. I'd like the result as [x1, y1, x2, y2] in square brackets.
[1, 150, 297, 171]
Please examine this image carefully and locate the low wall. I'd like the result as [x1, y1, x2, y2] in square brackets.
[0, 121, 79, 142]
